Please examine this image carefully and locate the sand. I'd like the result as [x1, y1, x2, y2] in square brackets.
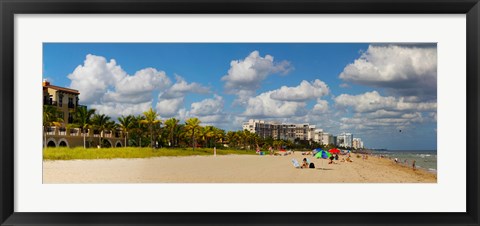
[43, 152, 437, 183]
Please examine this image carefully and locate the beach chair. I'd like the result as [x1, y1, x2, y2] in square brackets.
[291, 159, 300, 168]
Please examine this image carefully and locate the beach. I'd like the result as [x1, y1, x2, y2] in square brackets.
[43, 152, 436, 183]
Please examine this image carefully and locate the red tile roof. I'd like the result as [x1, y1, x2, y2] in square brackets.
[44, 85, 80, 95]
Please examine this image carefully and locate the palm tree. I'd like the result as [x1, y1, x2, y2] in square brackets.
[133, 115, 146, 147]
[212, 127, 225, 148]
[140, 108, 160, 148]
[73, 107, 96, 148]
[185, 117, 201, 151]
[43, 105, 63, 148]
[91, 114, 111, 147]
[164, 118, 180, 147]
[118, 115, 135, 147]
[226, 131, 239, 149]
[203, 126, 217, 148]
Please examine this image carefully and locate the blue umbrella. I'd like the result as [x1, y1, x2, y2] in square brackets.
[312, 148, 323, 155]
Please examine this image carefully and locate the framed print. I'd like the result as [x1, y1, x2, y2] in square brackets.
[1, 0, 479, 225]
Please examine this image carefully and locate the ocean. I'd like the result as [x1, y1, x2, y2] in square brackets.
[371, 150, 437, 173]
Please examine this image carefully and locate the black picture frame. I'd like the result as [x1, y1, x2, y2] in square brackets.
[1, 0, 479, 225]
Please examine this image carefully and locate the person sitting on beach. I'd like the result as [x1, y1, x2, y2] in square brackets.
[328, 155, 335, 164]
[346, 156, 352, 162]
[301, 158, 309, 168]
[394, 158, 398, 163]
[334, 154, 339, 160]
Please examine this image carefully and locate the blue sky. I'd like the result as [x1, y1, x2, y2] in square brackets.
[43, 43, 437, 150]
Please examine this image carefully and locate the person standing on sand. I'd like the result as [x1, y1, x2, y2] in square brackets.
[412, 160, 416, 170]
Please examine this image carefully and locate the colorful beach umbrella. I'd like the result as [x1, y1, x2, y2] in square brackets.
[315, 150, 331, 159]
[312, 148, 323, 155]
[328, 148, 340, 154]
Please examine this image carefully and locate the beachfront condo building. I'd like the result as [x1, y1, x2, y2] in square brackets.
[242, 119, 316, 141]
[337, 132, 353, 148]
[43, 80, 124, 148]
[321, 132, 334, 145]
[353, 138, 364, 149]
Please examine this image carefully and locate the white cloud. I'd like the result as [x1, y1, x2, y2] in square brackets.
[156, 75, 211, 117]
[221, 50, 292, 105]
[161, 75, 209, 99]
[269, 79, 330, 102]
[311, 99, 329, 114]
[67, 54, 174, 119]
[190, 95, 223, 116]
[91, 102, 152, 119]
[334, 91, 436, 113]
[68, 54, 126, 104]
[334, 90, 436, 133]
[339, 45, 437, 99]
[243, 91, 307, 118]
[114, 68, 170, 96]
[156, 97, 184, 117]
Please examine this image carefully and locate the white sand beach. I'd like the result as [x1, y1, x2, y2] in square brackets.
[43, 152, 436, 183]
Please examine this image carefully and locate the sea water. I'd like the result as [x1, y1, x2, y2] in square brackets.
[372, 150, 437, 173]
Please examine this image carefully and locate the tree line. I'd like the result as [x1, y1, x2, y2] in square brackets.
[43, 105, 333, 151]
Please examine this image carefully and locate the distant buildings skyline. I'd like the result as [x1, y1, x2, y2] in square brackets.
[242, 119, 365, 149]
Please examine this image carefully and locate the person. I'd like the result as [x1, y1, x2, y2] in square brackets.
[412, 160, 416, 170]
[346, 156, 353, 162]
[394, 158, 398, 163]
[301, 158, 309, 168]
[328, 155, 334, 164]
[334, 154, 339, 160]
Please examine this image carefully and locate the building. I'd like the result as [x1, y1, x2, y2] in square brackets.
[353, 138, 364, 149]
[321, 132, 334, 145]
[242, 119, 315, 141]
[43, 80, 81, 124]
[43, 80, 124, 148]
[337, 132, 353, 148]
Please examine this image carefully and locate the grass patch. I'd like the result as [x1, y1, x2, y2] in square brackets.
[43, 147, 258, 160]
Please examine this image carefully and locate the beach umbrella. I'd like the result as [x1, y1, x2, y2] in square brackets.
[329, 148, 340, 154]
[315, 150, 331, 159]
[312, 148, 323, 155]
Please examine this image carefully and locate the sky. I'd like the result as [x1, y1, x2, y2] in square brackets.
[43, 43, 437, 150]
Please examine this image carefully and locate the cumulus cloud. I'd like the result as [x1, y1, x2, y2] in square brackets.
[156, 75, 210, 117]
[190, 95, 223, 116]
[243, 91, 307, 118]
[339, 44, 437, 99]
[156, 98, 184, 117]
[221, 50, 292, 105]
[269, 79, 330, 102]
[334, 90, 436, 133]
[161, 75, 209, 99]
[91, 102, 152, 119]
[68, 54, 126, 104]
[311, 99, 329, 114]
[114, 68, 170, 96]
[335, 91, 436, 113]
[67, 54, 172, 118]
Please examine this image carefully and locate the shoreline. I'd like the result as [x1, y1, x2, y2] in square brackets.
[43, 152, 437, 183]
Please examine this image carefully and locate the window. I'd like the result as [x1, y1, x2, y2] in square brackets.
[58, 93, 63, 107]
[68, 112, 73, 123]
[68, 97, 74, 108]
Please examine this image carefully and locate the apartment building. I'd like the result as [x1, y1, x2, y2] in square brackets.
[242, 119, 315, 141]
